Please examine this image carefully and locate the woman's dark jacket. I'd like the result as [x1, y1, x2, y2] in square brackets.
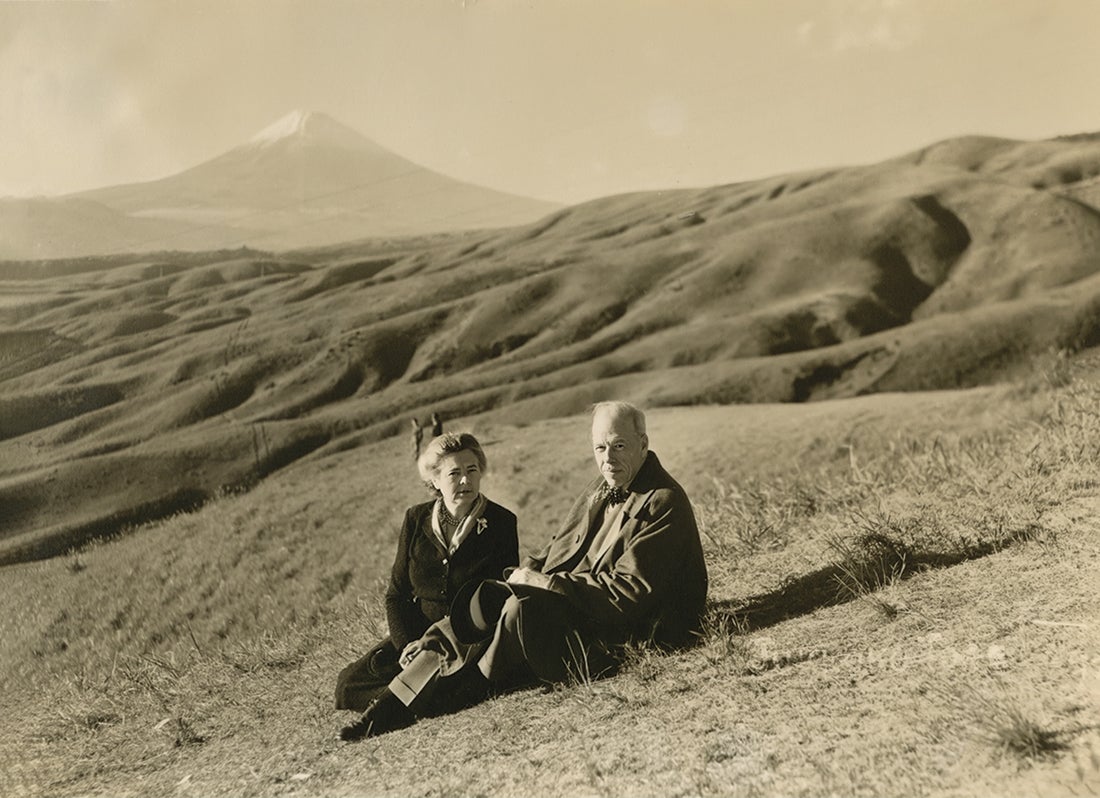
[384, 498, 519, 650]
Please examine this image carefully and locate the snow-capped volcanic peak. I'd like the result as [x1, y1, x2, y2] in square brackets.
[248, 110, 369, 150]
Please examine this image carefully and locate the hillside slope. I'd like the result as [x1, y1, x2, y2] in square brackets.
[3, 377, 1098, 797]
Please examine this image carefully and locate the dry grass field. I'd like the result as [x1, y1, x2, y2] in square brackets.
[2, 355, 1099, 797]
[3, 131, 1100, 796]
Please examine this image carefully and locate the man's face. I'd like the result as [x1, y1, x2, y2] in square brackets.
[591, 409, 648, 489]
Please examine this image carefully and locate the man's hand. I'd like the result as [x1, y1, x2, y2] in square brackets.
[399, 640, 424, 667]
[506, 567, 553, 591]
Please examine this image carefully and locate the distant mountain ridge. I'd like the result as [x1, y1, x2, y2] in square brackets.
[0, 111, 560, 259]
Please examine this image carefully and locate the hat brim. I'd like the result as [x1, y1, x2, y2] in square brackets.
[449, 579, 514, 644]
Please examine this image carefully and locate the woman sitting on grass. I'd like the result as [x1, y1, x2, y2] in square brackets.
[334, 431, 519, 712]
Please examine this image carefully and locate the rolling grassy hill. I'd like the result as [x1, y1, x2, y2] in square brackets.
[2, 132, 1100, 564]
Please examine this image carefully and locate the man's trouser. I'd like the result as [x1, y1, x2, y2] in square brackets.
[388, 580, 620, 711]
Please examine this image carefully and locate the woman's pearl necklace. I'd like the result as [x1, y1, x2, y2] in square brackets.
[439, 503, 462, 527]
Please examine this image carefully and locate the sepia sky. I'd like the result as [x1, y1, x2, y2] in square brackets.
[2, 0, 1099, 204]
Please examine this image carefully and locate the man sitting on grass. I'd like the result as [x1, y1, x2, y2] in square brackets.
[340, 400, 708, 740]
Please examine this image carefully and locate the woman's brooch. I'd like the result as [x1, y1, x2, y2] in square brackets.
[476, 518, 488, 535]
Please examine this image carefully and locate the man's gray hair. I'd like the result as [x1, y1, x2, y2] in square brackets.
[591, 401, 647, 436]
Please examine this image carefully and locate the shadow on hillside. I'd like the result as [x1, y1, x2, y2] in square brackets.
[709, 527, 1040, 632]
[0, 488, 210, 568]
[0, 427, 335, 569]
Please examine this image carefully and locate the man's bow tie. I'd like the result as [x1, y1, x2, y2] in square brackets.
[599, 484, 628, 505]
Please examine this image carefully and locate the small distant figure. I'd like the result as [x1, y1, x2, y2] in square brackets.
[411, 418, 424, 460]
[430, 412, 443, 438]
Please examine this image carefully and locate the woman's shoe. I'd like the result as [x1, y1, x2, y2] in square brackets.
[339, 690, 415, 741]
[338, 713, 374, 742]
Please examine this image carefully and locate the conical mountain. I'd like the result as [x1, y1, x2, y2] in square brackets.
[1, 111, 560, 258]
[85, 111, 446, 214]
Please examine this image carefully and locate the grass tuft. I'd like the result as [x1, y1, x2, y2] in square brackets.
[562, 631, 598, 694]
[616, 639, 666, 684]
[933, 681, 1073, 765]
[827, 524, 911, 602]
[173, 717, 207, 748]
[697, 606, 752, 670]
[972, 693, 1069, 762]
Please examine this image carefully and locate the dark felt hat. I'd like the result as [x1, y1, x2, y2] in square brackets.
[449, 579, 514, 644]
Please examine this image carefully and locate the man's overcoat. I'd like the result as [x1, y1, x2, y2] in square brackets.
[524, 450, 708, 648]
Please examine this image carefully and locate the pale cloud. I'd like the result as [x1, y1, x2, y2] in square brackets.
[0, 7, 174, 197]
[0, 23, 99, 194]
[646, 96, 687, 138]
[796, 0, 922, 53]
[795, 20, 816, 46]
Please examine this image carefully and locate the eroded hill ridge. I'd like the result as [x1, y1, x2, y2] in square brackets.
[2, 132, 1100, 563]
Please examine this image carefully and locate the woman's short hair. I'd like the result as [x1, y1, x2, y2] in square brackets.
[417, 431, 488, 491]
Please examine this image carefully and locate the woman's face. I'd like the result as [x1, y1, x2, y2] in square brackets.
[432, 449, 482, 514]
